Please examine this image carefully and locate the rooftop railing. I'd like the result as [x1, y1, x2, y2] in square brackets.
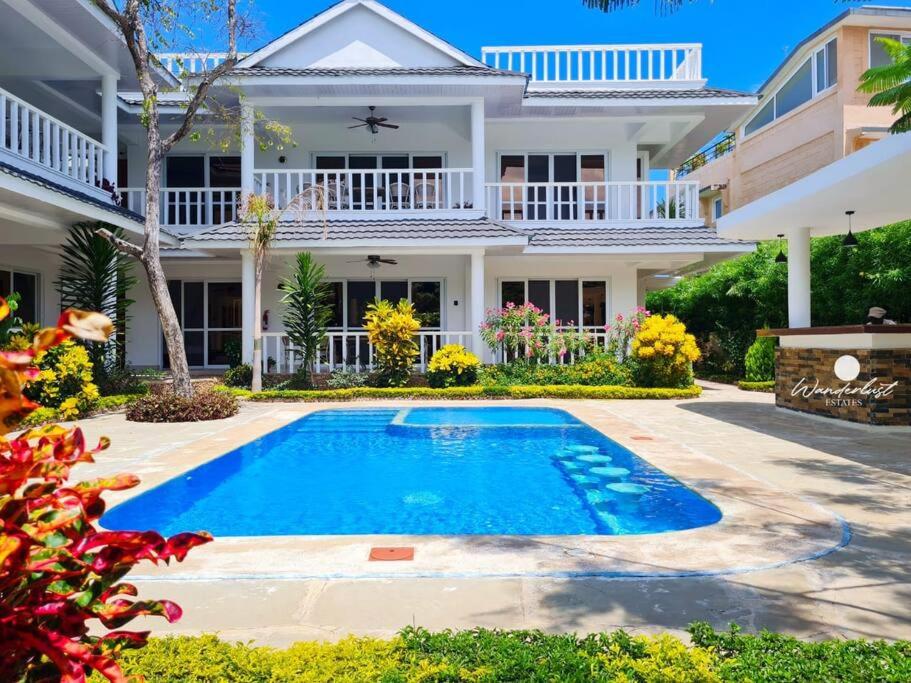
[481, 44, 702, 84]
[156, 52, 248, 76]
[675, 132, 736, 178]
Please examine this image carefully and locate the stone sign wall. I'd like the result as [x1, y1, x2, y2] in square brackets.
[776, 347, 910, 426]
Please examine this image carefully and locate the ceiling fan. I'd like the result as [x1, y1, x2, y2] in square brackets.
[347, 254, 398, 270]
[348, 106, 399, 135]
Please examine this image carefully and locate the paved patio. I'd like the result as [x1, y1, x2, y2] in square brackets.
[77, 383, 910, 645]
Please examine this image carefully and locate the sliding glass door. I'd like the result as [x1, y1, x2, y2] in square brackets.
[498, 153, 608, 220]
[500, 279, 609, 328]
[163, 280, 242, 368]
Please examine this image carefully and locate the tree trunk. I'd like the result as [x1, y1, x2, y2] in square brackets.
[251, 254, 263, 393]
[143, 146, 194, 398]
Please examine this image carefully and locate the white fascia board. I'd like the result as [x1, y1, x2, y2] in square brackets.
[528, 79, 708, 91]
[181, 237, 528, 250]
[522, 244, 755, 255]
[244, 95, 489, 107]
[230, 75, 527, 88]
[0, 171, 171, 241]
[239, 0, 482, 69]
[522, 95, 758, 108]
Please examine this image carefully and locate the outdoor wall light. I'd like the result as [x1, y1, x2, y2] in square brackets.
[774, 234, 788, 264]
[842, 210, 859, 248]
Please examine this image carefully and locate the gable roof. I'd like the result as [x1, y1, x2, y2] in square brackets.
[239, 0, 484, 70]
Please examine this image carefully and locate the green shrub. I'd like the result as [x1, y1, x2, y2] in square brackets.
[126, 388, 238, 422]
[426, 344, 480, 388]
[744, 335, 776, 382]
[479, 354, 631, 388]
[223, 363, 253, 388]
[96, 364, 150, 396]
[23, 339, 99, 419]
[363, 299, 420, 387]
[737, 380, 775, 392]
[326, 367, 371, 389]
[688, 622, 911, 682]
[244, 384, 702, 402]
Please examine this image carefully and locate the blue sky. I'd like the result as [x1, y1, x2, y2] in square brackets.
[238, 0, 911, 92]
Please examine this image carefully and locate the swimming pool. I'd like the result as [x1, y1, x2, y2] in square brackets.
[103, 407, 721, 537]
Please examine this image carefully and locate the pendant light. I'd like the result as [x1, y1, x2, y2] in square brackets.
[842, 210, 859, 248]
[774, 234, 787, 264]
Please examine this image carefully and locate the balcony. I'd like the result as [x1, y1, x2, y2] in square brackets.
[480, 44, 702, 86]
[120, 187, 241, 229]
[0, 86, 110, 194]
[486, 180, 700, 223]
[254, 168, 477, 215]
[676, 132, 736, 178]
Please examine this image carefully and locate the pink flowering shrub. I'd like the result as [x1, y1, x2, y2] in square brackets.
[479, 302, 591, 363]
[604, 307, 652, 362]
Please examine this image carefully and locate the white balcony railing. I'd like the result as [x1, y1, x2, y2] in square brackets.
[481, 44, 702, 84]
[262, 330, 475, 375]
[0, 87, 109, 190]
[157, 52, 247, 76]
[486, 180, 700, 223]
[254, 168, 475, 214]
[120, 187, 241, 228]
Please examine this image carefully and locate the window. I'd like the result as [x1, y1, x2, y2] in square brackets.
[0, 269, 39, 324]
[744, 37, 837, 136]
[328, 280, 443, 331]
[497, 153, 609, 221]
[163, 280, 241, 368]
[870, 33, 911, 69]
[498, 279, 610, 328]
[713, 197, 723, 221]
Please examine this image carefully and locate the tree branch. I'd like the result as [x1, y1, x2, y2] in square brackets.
[95, 228, 144, 260]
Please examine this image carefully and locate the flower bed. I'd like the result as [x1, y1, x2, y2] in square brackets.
[93, 625, 911, 682]
[221, 384, 702, 401]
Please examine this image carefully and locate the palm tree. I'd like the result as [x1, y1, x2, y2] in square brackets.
[242, 195, 278, 393]
[858, 37, 911, 133]
[279, 253, 333, 388]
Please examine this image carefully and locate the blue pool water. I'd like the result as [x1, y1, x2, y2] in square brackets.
[103, 407, 721, 536]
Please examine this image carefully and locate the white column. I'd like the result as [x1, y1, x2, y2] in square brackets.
[470, 251, 485, 355]
[787, 227, 812, 328]
[101, 73, 118, 186]
[241, 249, 255, 364]
[240, 103, 255, 200]
[470, 100, 486, 212]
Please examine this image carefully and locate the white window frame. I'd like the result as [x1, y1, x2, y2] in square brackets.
[868, 31, 911, 69]
[162, 279, 242, 369]
[742, 36, 838, 140]
[0, 266, 41, 324]
[496, 277, 613, 329]
[163, 153, 241, 188]
[325, 278, 446, 332]
[496, 151, 612, 183]
[310, 152, 449, 169]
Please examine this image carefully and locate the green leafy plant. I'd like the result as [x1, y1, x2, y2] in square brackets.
[737, 380, 775, 392]
[363, 299, 420, 387]
[858, 36, 911, 133]
[280, 252, 333, 389]
[24, 340, 100, 420]
[480, 302, 591, 362]
[223, 338, 242, 369]
[56, 222, 137, 377]
[222, 363, 253, 388]
[426, 344, 481, 388]
[0, 292, 23, 348]
[478, 353, 631, 387]
[744, 335, 776, 382]
[126, 388, 238, 423]
[0, 300, 211, 682]
[631, 314, 701, 388]
[326, 367, 371, 389]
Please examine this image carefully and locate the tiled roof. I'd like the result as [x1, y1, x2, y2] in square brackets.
[187, 217, 528, 242]
[526, 226, 750, 248]
[0, 160, 144, 223]
[230, 65, 525, 78]
[525, 87, 752, 100]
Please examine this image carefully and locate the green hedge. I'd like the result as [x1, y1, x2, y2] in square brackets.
[737, 380, 775, 393]
[92, 625, 911, 682]
[19, 393, 144, 427]
[222, 384, 702, 402]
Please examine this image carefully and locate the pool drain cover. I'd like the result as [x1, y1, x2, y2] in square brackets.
[369, 546, 414, 561]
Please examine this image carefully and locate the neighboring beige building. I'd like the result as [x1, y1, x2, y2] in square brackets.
[679, 5, 911, 226]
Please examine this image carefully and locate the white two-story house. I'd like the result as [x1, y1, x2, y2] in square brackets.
[1, 0, 757, 372]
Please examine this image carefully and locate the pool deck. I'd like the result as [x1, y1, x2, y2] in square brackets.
[77, 382, 911, 644]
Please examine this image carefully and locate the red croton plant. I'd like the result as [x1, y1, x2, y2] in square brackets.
[0, 298, 212, 682]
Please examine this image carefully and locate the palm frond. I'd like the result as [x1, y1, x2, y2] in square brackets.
[55, 222, 137, 370]
[858, 38, 911, 135]
[280, 252, 333, 383]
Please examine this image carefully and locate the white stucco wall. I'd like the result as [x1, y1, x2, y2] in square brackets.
[0, 245, 62, 327]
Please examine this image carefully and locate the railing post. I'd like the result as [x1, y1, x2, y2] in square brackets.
[240, 103, 255, 205]
[471, 100, 486, 213]
[101, 74, 118, 187]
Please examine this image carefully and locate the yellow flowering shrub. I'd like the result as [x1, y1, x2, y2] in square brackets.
[24, 339, 99, 419]
[631, 314, 701, 388]
[363, 298, 420, 387]
[426, 344, 481, 388]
